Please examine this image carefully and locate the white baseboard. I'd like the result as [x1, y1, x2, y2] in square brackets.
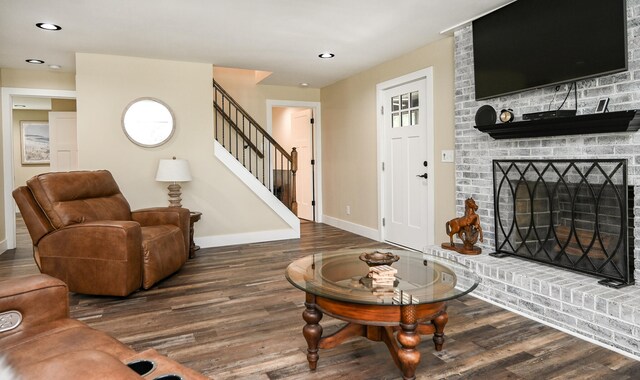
[0, 239, 7, 255]
[322, 215, 380, 241]
[195, 228, 298, 248]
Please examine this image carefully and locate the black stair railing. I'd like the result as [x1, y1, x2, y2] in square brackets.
[213, 78, 298, 214]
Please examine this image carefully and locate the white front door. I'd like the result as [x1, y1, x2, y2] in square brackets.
[380, 71, 433, 250]
[48, 111, 78, 172]
[291, 108, 314, 221]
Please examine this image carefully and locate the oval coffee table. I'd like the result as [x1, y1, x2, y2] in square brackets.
[285, 248, 480, 380]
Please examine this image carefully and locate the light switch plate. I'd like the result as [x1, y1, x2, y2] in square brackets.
[441, 150, 454, 163]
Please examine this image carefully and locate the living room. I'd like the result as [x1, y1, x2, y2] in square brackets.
[1, 0, 640, 379]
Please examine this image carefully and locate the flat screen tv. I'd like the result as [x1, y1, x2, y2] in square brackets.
[473, 0, 627, 100]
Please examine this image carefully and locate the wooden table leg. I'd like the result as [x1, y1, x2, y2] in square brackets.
[302, 293, 323, 370]
[188, 212, 202, 259]
[432, 311, 448, 351]
[397, 305, 420, 380]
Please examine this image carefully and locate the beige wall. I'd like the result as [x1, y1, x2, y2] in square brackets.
[272, 106, 302, 153]
[1, 68, 75, 90]
[12, 109, 50, 187]
[75, 53, 288, 237]
[320, 37, 456, 242]
[51, 98, 77, 111]
[213, 67, 320, 128]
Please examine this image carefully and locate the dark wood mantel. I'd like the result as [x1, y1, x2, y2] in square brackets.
[474, 110, 639, 139]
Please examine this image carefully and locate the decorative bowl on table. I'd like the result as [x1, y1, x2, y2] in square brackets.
[359, 251, 400, 267]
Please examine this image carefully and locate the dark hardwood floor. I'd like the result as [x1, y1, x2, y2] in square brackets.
[2, 217, 639, 379]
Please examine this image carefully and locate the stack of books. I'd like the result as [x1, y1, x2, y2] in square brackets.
[368, 265, 397, 287]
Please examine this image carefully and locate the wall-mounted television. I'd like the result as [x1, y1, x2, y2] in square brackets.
[473, 0, 628, 100]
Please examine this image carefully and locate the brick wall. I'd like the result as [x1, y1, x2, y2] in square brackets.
[449, 0, 640, 358]
[454, 0, 640, 280]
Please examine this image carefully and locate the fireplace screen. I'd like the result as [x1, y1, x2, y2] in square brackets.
[492, 159, 634, 287]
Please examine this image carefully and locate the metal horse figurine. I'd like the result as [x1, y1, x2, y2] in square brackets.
[442, 197, 483, 255]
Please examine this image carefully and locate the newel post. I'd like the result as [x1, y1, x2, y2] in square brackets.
[291, 147, 298, 215]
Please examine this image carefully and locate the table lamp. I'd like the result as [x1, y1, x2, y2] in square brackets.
[155, 157, 192, 207]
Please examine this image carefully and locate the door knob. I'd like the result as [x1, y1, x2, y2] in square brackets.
[416, 173, 428, 179]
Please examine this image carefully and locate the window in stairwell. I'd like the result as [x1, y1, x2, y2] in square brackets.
[391, 91, 419, 128]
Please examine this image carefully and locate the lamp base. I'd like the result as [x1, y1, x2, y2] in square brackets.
[167, 183, 182, 208]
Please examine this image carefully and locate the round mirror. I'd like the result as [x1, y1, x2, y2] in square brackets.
[122, 98, 175, 147]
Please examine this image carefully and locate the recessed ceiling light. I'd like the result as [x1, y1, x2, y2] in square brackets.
[36, 23, 61, 31]
[299, 82, 309, 87]
[318, 52, 335, 59]
[25, 59, 45, 64]
[48, 64, 61, 70]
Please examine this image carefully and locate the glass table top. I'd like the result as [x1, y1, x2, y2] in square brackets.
[285, 248, 480, 306]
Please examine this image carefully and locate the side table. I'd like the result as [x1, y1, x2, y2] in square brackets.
[189, 211, 202, 259]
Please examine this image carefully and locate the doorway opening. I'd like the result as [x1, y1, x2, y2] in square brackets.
[2, 87, 77, 251]
[12, 97, 77, 187]
[267, 100, 322, 223]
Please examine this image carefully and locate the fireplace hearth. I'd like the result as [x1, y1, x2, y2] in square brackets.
[491, 159, 635, 288]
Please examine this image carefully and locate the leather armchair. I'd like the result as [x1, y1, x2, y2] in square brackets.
[0, 274, 207, 379]
[13, 170, 190, 297]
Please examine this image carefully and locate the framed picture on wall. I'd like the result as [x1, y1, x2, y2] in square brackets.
[20, 121, 50, 165]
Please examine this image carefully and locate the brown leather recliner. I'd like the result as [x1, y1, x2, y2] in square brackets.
[12, 170, 190, 297]
[0, 274, 208, 379]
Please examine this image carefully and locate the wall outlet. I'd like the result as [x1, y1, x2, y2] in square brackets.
[346, 205, 351, 215]
[441, 150, 454, 163]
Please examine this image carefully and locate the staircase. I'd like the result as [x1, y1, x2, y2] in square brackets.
[213, 79, 298, 214]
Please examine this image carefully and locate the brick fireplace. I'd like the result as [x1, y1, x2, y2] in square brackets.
[426, 0, 640, 359]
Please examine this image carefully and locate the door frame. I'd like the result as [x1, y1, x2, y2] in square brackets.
[266, 100, 322, 223]
[289, 108, 314, 221]
[1, 87, 77, 250]
[376, 68, 435, 247]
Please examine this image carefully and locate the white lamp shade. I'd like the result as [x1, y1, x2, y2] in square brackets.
[155, 158, 192, 182]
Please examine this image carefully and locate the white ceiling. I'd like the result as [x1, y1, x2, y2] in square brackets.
[0, 0, 513, 88]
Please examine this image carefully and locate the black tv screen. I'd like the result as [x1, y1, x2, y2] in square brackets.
[473, 0, 627, 100]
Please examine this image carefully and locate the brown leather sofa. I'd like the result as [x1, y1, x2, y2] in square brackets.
[0, 274, 208, 379]
[13, 170, 190, 296]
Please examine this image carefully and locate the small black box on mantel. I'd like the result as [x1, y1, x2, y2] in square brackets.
[522, 109, 577, 121]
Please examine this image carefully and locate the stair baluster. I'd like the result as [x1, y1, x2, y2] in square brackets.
[213, 79, 297, 214]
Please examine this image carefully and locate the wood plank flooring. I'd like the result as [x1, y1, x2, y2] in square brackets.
[2, 218, 639, 379]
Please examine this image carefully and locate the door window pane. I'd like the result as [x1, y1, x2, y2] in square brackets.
[410, 92, 419, 107]
[401, 94, 409, 110]
[401, 111, 410, 126]
[391, 96, 400, 112]
[392, 113, 400, 128]
[411, 110, 419, 125]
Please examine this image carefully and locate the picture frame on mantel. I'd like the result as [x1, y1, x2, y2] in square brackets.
[595, 97, 610, 114]
[20, 121, 50, 165]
